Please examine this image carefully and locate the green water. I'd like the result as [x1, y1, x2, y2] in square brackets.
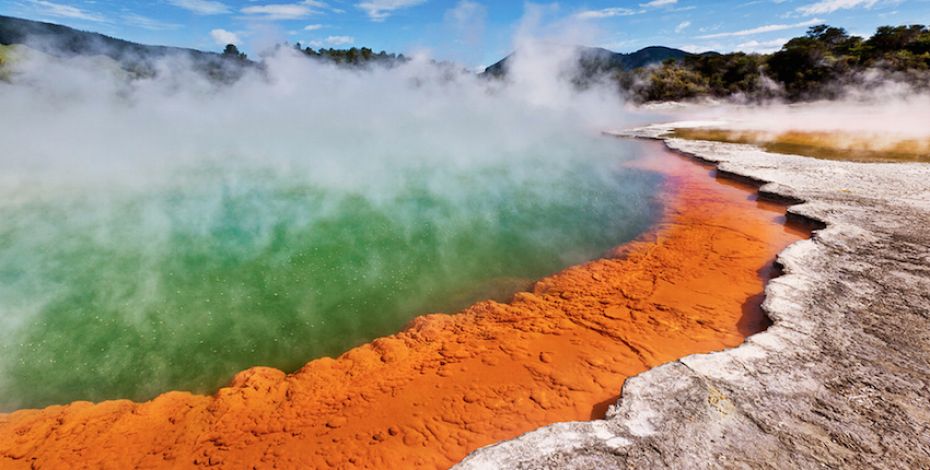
[0, 141, 661, 410]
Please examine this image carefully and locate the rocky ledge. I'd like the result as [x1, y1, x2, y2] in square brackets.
[457, 124, 930, 469]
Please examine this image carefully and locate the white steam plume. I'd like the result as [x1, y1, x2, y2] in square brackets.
[0, 28, 656, 409]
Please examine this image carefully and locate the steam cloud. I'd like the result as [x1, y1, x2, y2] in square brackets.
[6, 11, 923, 410]
[647, 70, 930, 148]
[0, 36, 657, 409]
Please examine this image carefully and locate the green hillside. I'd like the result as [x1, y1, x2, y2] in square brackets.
[620, 24, 930, 102]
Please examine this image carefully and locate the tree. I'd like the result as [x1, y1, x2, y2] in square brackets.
[868, 25, 928, 52]
[616, 23, 930, 102]
[767, 34, 835, 98]
[222, 44, 247, 61]
[807, 25, 849, 46]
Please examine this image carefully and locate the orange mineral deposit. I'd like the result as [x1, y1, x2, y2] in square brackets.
[0, 141, 807, 469]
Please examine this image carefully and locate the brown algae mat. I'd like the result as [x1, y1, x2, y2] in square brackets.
[670, 128, 930, 163]
[0, 140, 807, 469]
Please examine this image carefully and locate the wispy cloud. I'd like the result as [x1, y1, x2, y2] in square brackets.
[326, 35, 354, 45]
[640, 0, 677, 7]
[737, 37, 789, 53]
[678, 43, 720, 53]
[304, 34, 355, 48]
[167, 0, 230, 15]
[675, 20, 691, 33]
[122, 13, 182, 31]
[241, 3, 321, 20]
[210, 28, 239, 45]
[444, 0, 487, 46]
[797, 0, 880, 15]
[356, 0, 427, 22]
[445, 0, 486, 27]
[697, 18, 823, 38]
[28, 0, 106, 22]
[575, 7, 639, 19]
[304, 23, 325, 30]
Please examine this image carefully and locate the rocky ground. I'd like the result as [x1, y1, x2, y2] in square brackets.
[457, 124, 930, 469]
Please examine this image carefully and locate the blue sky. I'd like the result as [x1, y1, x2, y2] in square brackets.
[1, 0, 928, 66]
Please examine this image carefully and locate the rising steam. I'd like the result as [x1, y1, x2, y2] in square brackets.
[0, 36, 659, 409]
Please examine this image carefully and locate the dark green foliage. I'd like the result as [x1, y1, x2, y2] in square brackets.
[868, 25, 929, 53]
[768, 37, 837, 97]
[862, 25, 930, 76]
[624, 23, 930, 102]
[618, 52, 772, 101]
[295, 43, 407, 66]
[222, 44, 248, 62]
[637, 65, 708, 101]
[765, 26, 865, 98]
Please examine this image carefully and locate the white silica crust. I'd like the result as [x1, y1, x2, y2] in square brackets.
[455, 123, 930, 470]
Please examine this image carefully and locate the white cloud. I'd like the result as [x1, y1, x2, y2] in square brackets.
[678, 43, 720, 53]
[28, 0, 106, 22]
[356, 0, 427, 22]
[122, 13, 182, 30]
[302, 35, 353, 48]
[797, 0, 880, 15]
[445, 0, 485, 26]
[597, 39, 628, 49]
[697, 18, 823, 38]
[675, 20, 691, 33]
[444, 0, 487, 45]
[640, 0, 677, 7]
[210, 28, 240, 45]
[241, 3, 320, 20]
[167, 0, 230, 15]
[737, 37, 789, 53]
[325, 35, 355, 45]
[575, 7, 639, 19]
[304, 23, 325, 30]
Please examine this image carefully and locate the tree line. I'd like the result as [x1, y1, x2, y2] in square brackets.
[221, 42, 407, 66]
[618, 24, 930, 102]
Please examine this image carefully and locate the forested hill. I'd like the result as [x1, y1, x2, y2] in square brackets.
[3, 14, 927, 103]
[0, 15, 229, 65]
[0, 15, 403, 78]
[620, 24, 930, 102]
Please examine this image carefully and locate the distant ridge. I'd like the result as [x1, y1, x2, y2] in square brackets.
[1, 15, 229, 60]
[0, 15, 248, 78]
[1, 15, 692, 81]
[482, 45, 691, 78]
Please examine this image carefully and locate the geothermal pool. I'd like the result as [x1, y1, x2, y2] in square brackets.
[0, 138, 661, 410]
[0, 141, 808, 469]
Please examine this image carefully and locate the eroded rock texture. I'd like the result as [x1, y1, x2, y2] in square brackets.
[0, 142, 804, 469]
[457, 127, 930, 469]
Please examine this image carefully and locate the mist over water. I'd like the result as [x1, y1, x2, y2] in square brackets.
[651, 79, 930, 151]
[0, 47, 662, 409]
